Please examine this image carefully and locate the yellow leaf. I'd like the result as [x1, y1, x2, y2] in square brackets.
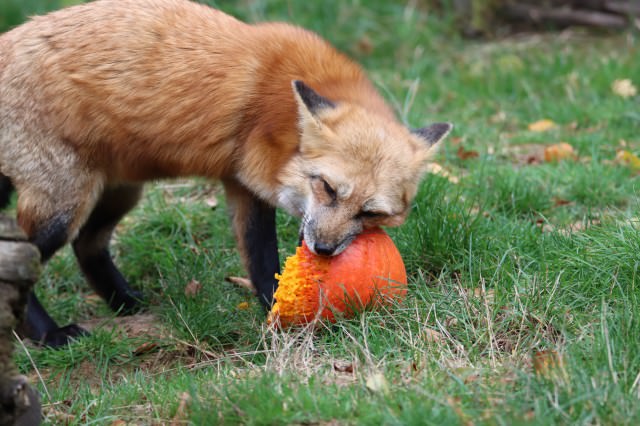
[365, 372, 389, 394]
[237, 301, 250, 310]
[497, 54, 524, 73]
[612, 79, 637, 98]
[425, 162, 459, 184]
[544, 143, 576, 162]
[615, 150, 640, 171]
[528, 119, 557, 132]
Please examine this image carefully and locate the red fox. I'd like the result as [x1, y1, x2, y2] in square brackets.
[0, 0, 451, 346]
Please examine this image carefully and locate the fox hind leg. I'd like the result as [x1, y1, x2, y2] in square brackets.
[17, 184, 143, 347]
[13, 166, 104, 346]
[0, 174, 14, 209]
[72, 184, 143, 314]
[16, 211, 88, 346]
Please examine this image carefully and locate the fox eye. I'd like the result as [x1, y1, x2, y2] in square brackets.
[322, 179, 337, 200]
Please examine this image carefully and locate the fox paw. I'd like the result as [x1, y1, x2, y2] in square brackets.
[42, 323, 88, 347]
[112, 289, 144, 315]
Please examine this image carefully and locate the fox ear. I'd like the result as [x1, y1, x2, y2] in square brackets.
[413, 123, 453, 147]
[292, 80, 335, 117]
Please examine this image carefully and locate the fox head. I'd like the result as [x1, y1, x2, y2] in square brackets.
[278, 80, 451, 256]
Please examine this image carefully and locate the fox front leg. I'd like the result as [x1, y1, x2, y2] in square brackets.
[223, 180, 280, 308]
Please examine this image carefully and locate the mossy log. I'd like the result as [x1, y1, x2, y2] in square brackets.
[450, 0, 637, 36]
[0, 215, 41, 426]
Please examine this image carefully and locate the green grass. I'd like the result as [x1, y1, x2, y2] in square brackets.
[4, 0, 640, 424]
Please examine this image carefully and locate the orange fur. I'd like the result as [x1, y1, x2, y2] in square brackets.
[2, 0, 387, 188]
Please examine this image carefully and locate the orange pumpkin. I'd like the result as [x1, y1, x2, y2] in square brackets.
[268, 228, 407, 327]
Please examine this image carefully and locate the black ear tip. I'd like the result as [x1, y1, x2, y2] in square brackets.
[413, 122, 453, 146]
[292, 79, 335, 112]
[433, 122, 453, 133]
[292, 80, 313, 97]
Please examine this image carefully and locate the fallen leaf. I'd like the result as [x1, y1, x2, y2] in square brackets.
[472, 287, 495, 303]
[356, 35, 374, 55]
[421, 327, 445, 343]
[456, 146, 479, 160]
[612, 78, 637, 98]
[525, 153, 542, 165]
[533, 350, 565, 379]
[333, 362, 354, 373]
[205, 196, 218, 208]
[503, 143, 546, 165]
[497, 54, 524, 73]
[615, 150, 640, 171]
[84, 293, 103, 306]
[111, 421, 127, 426]
[490, 110, 507, 124]
[184, 279, 203, 297]
[365, 372, 389, 394]
[45, 408, 76, 424]
[449, 136, 463, 146]
[133, 342, 158, 356]
[544, 142, 576, 162]
[236, 301, 250, 310]
[425, 162, 460, 184]
[226, 276, 256, 295]
[536, 218, 552, 233]
[445, 316, 458, 327]
[464, 373, 481, 384]
[552, 197, 572, 207]
[540, 218, 601, 234]
[528, 119, 557, 132]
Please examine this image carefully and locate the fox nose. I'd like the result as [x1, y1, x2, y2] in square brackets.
[314, 241, 337, 256]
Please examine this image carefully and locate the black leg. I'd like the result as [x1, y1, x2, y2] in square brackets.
[223, 180, 280, 308]
[73, 247, 142, 313]
[0, 174, 13, 209]
[72, 184, 143, 314]
[19, 213, 87, 347]
[244, 198, 280, 308]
